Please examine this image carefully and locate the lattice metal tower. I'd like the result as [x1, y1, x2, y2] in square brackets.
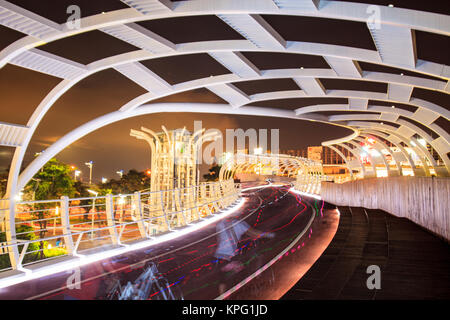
[130, 126, 200, 191]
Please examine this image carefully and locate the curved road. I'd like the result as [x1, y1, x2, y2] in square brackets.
[0, 184, 321, 300]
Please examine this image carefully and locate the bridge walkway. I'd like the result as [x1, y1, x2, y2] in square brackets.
[282, 205, 450, 299]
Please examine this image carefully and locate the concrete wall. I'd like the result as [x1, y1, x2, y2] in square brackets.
[321, 177, 450, 240]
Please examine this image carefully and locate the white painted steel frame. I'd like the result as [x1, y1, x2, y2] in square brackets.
[0, 0, 449, 269]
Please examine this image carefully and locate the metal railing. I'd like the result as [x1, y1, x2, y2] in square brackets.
[294, 173, 330, 195]
[0, 179, 240, 273]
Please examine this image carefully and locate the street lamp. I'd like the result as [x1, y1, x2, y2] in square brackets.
[116, 170, 124, 178]
[87, 189, 99, 209]
[85, 161, 93, 185]
[14, 192, 23, 202]
[74, 170, 81, 181]
[101, 177, 108, 184]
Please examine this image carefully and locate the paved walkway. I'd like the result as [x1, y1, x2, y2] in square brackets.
[0, 185, 317, 300]
[282, 206, 450, 299]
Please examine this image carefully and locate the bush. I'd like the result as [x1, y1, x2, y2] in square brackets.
[44, 247, 67, 258]
[0, 224, 42, 269]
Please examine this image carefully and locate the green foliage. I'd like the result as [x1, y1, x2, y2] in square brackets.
[25, 158, 77, 201]
[73, 180, 89, 198]
[0, 170, 7, 198]
[22, 158, 77, 259]
[44, 247, 67, 258]
[0, 224, 41, 269]
[102, 169, 150, 194]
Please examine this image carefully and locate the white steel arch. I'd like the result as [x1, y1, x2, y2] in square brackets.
[0, 1, 448, 257]
[218, 153, 316, 181]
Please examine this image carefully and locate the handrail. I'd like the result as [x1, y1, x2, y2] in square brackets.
[0, 179, 240, 272]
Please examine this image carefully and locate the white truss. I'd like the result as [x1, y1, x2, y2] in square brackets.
[114, 62, 172, 95]
[293, 78, 326, 96]
[100, 23, 176, 54]
[208, 51, 260, 78]
[206, 83, 250, 108]
[387, 83, 413, 102]
[272, 0, 319, 11]
[0, 0, 447, 208]
[9, 49, 87, 80]
[348, 98, 368, 110]
[324, 57, 363, 78]
[0, 0, 60, 38]
[218, 14, 286, 49]
[368, 24, 417, 69]
[411, 108, 440, 126]
[120, 0, 172, 14]
[0, 122, 28, 147]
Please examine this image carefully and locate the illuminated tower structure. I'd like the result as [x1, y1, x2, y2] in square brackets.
[130, 126, 218, 228]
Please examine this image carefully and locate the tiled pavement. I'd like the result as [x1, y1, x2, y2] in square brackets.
[281, 206, 450, 300]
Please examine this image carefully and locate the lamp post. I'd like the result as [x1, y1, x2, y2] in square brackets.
[85, 161, 93, 184]
[116, 170, 124, 179]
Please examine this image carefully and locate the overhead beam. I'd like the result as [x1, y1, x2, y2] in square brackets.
[348, 98, 368, 110]
[208, 51, 260, 78]
[378, 112, 399, 122]
[294, 78, 326, 96]
[0, 0, 60, 38]
[114, 62, 172, 95]
[368, 23, 417, 68]
[0, 122, 28, 147]
[9, 49, 87, 80]
[410, 108, 440, 126]
[388, 83, 413, 102]
[120, 0, 172, 13]
[100, 23, 176, 54]
[324, 57, 363, 78]
[206, 83, 250, 108]
[272, 0, 320, 11]
[217, 14, 286, 49]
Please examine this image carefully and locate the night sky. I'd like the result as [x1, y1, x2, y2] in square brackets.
[0, 0, 448, 182]
[0, 64, 350, 180]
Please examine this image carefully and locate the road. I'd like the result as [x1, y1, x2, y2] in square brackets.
[0, 184, 321, 300]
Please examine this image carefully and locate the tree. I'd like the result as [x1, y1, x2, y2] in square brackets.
[0, 225, 41, 269]
[102, 169, 150, 194]
[203, 164, 222, 182]
[0, 170, 7, 198]
[26, 158, 77, 200]
[24, 158, 77, 259]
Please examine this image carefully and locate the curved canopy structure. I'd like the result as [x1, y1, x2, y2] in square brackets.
[219, 153, 323, 181]
[0, 0, 449, 203]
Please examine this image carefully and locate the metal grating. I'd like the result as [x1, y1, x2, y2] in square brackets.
[9, 48, 87, 79]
